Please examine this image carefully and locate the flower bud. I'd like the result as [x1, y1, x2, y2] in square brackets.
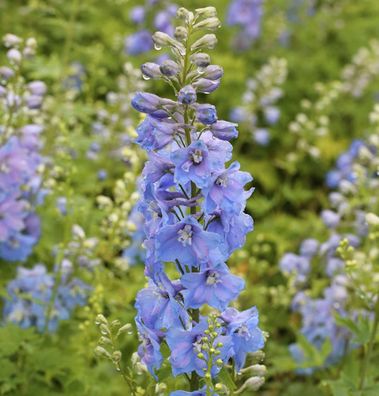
[28, 81, 47, 96]
[112, 350, 122, 363]
[7, 48, 22, 64]
[243, 376, 265, 391]
[190, 53, 211, 68]
[174, 26, 188, 41]
[25, 37, 37, 49]
[160, 60, 180, 77]
[245, 364, 267, 376]
[26, 95, 43, 110]
[195, 7, 217, 18]
[155, 383, 167, 394]
[191, 34, 217, 51]
[132, 92, 176, 118]
[194, 17, 221, 31]
[117, 323, 133, 336]
[99, 336, 112, 345]
[3, 34, 22, 47]
[178, 85, 197, 104]
[196, 104, 217, 125]
[177, 7, 193, 23]
[95, 314, 108, 325]
[141, 62, 162, 79]
[94, 346, 111, 359]
[152, 32, 185, 55]
[193, 78, 220, 94]
[210, 120, 238, 141]
[366, 213, 379, 226]
[152, 31, 172, 48]
[202, 65, 224, 80]
[0, 66, 14, 80]
[23, 46, 36, 58]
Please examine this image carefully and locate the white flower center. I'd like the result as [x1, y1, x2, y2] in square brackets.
[192, 336, 203, 353]
[177, 225, 193, 246]
[237, 324, 250, 338]
[216, 174, 228, 187]
[0, 163, 10, 173]
[206, 271, 220, 285]
[192, 149, 203, 164]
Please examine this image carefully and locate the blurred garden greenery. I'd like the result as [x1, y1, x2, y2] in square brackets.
[0, 0, 379, 395]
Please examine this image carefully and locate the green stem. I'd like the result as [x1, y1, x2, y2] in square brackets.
[180, 22, 200, 393]
[43, 247, 65, 333]
[358, 299, 379, 393]
[60, 0, 79, 83]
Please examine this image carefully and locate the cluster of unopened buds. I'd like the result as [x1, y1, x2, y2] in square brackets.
[231, 57, 287, 146]
[96, 173, 141, 267]
[286, 40, 379, 167]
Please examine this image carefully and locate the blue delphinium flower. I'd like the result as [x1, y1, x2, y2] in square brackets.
[325, 139, 372, 188]
[125, 30, 153, 56]
[125, 1, 177, 56]
[131, 8, 265, 394]
[3, 263, 91, 331]
[0, 37, 46, 262]
[227, 0, 263, 51]
[230, 58, 287, 146]
[280, 127, 379, 372]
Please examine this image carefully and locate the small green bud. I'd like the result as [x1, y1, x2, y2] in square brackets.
[112, 350, 122, 363]
[94, 346, 111, 359]
[95, 314, 108, 325]
[174, 26, 188, 41]
[193, 17, 221, 31]
[117, 323, 133, 336]
[191, 34, 217, 51]
[195, 7, 217, 18]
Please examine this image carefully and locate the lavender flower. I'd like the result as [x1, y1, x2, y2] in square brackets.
[3, 263, 90, 331]
[227, 0, 263, 51]
[125, 2, 177, 56]
[280, 109, 379, 372]
[132, 8, 264, 394]
[0, 35, 46, 262]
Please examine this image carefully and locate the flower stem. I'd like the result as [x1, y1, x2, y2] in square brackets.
[180, 20, 201, 392]
[358, 299, 379, 393]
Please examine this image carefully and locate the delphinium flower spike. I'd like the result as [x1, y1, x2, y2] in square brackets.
[0, 34, 46, 262]
[132, 7, 265, 394]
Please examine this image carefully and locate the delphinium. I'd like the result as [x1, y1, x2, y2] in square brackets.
[226, 0, 263, 51]
[231, 57, 287, 146]
[280, 105, 379, 383]
[125, 0, 178, 56]
[89, 62, 145, 170]
[285, 40, 379, 170]
[2, 224, 98, 331]
[130, 7, 266, 395]
[0, 34, 46, 262]
[90, 62, 146, 267]
[96, 171, 141, 269]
